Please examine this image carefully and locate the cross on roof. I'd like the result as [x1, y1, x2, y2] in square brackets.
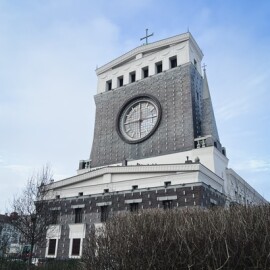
[202, 63, 207, 71]
[140, 28, 154, 45]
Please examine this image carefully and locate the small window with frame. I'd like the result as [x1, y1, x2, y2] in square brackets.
[164, 181, 171, 188]
[51, 210, 59, 224]
[142, 66, 149, 78]
[106, 80, 112, 91]
[194, 59, 197, 69]
[130, 203, 139, 213]
[118, 76, 124, 87]
[75, 208, 82, 224]
[163, 200, 173, 210]
[71, 238, 81, 256]
[100, 205, 109, 222]
[170, 56, 177, 68]
[48, 239, 57, 256]
[129, 71, 136, 83]
[156, 61, 163, 74]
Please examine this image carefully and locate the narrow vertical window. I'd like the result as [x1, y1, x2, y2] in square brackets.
[170, 56, 177, 68]
[75, 208, 82, 224]
[118, 76, 123, 87]
[51, 210, 59, 224]
[194, 59, 197, 69]
[48, 239, 56, 255]
[106, 80, 112, 91]
[71, 239, 81, 256]
[164, 181, 171, 188]
[163, 200, 172, 210]
[130, 203, 139, 213]
[130, 71, 136, 83]
[142, 67, 149, 78]
[156, 62, 163, 74]
[100, 205, 109, 222]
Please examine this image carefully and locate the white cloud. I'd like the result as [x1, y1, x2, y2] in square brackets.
[234, 159, 270, 173]
[216, 97, 250, 121]
[2, 164, 33, 174]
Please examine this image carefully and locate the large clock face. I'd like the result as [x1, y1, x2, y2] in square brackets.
[117, 95, 162, 143]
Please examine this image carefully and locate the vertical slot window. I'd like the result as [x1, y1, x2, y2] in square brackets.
[170, 56, 177, 68]
[75, 208, 82, 224]
[101, 205, 109, 222]
[130, 203, 139, 213]
[194, 59, 197, 69]
[118, 76, 124, 87]
[156, 62, 163, 74]
[106, 80, 112, 91]
[71, 239, 81, 256]
[163, 200, 172, 210]
[51, 210, 59, 224]
[48, 239, 56, 256]
[142, 67, 149, 78]
[130, 71, 136, 83]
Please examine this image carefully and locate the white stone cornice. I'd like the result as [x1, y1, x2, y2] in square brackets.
[49, 163, 222, 190]
[96, 32, 203, 75]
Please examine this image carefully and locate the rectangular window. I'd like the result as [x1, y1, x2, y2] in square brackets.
[130, 71, 136, 83]
[75, 208, 82, 224]
[106, 80, 112, 91]
[48, 239, 56, 255]
[101, 205, 109, 222]
[78, 192, 83, 196]
[164, 181, 171, 188]
[156, 62, 163, 74]
[194, 59, 197, 69]
[170, 56, 177, 68]
[132, 185, 138, 190]
[118, 76, 124, 87]
[51, 210, 59, 224]
[142, 67, 149, 78]
[130, 203, 139, 213]
[163, 200, 172, 210]
[71, 239, 81, 256]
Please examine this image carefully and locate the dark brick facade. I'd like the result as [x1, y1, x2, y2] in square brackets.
[36, 183, 226, 259]
[90, 63, 203, 168]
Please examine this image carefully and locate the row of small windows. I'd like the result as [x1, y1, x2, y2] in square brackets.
[106, 56, 178, 91]
[47, 200, 173, 256]
[51, 182, 174, 225]
[55, 183, 170, 201]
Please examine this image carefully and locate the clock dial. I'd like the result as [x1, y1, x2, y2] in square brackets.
[117, 95, 161, 143]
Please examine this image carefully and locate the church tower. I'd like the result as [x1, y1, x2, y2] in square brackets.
[88, 32, 225, 169]
[38, 32, 266, 260]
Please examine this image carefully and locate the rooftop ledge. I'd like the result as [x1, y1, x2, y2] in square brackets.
[48, 162, 223, 190]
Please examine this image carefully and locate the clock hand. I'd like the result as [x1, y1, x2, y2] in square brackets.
[124, 118, 140, 125]
[141, 115, 157, 121]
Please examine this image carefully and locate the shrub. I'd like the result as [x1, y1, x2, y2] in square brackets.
[82, 206, 270, 269]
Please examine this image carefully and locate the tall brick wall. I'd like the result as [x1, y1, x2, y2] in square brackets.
[36, 183, 226, 259]
[90, 63, 203, 168]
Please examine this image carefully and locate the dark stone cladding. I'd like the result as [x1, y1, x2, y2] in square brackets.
[36, 183, 226, 259]
[90, 63, 203, 168]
